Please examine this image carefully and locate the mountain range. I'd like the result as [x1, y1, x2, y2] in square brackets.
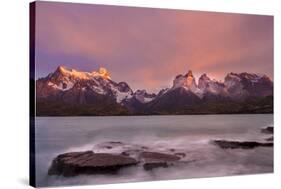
[36, 66, 273, 116]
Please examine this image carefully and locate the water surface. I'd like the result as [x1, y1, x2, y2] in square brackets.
[35, 114, 273, 187]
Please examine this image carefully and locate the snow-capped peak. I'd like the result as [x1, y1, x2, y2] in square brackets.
[186, 70, 193, 77]
[55, 66, 111, 80]
[92, 67, 111, 80]
[185, 70, 196, 88]
[198, 73, 225, 95]
[198, 73, 211, 89]
[172, 70, 198, 90]
[225, 72, 242, 82]
[56, 66, 90, 80]
[224, 72, 267, 89]
[42, 66, 134, 104]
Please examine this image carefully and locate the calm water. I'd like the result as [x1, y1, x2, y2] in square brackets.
[35, 114, 273, 187]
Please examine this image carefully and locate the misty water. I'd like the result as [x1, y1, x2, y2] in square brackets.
[35, 114, 273, 187]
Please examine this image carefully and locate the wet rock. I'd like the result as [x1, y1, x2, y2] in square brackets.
[121, 149, 142, 158]
[95, 141, 124, 149]
[140, 151, 180, 170]
[48, 151, 138, 177]
[174, 152, 186, 158]
[121, 151, 130, 156]
[143, 162, 169, 170]
[261, 127, 274, 134]
[212, 140, 273, 149]
[141, 146, 149, 150]
[95, 141, 150, 156]
[265, 136, 274, 141]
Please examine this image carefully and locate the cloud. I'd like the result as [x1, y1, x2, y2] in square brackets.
[35, 2, 273, 93]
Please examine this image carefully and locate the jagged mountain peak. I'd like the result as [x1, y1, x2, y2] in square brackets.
[54, 65, 89, 79]
[170, 70, 273, 99]
[224, 71, 273, 98]
[198, 74, 211, 89]
[57, 65, 67, 73]
[52, 65, 111, 80]
[198, 73, 225, 96]
[184, 70, 193, 77]
[171, 70, 200, 97]
[37, 66, 134, 104]
[198, 73, 222, 85]
[225, 72, 272, 85]
[92, 67, 111, 80]
[199, 73, 210, 80]
[225, 72, 264, 81]
[173, 70, 196, 87]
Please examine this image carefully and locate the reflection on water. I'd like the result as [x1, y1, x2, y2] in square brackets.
[35, 114, 273, 187]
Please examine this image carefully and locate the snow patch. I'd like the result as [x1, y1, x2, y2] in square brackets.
[115, 90, 133, 103]
[109, 84, 133, 103]
[143, 97, 154, 103]
[47, 81, 74, 91]
[91, 85, 106, 95]
[57, 66, 111, 80]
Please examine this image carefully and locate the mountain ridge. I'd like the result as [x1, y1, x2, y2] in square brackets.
[36, 66, 273, 116]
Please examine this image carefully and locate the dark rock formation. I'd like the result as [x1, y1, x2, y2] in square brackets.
[261, 126, 274, 134]
[139, 152, 180, 170]
[266, 136, 274, 141]
[212, 140, 273, 149]
[48, 151, 138, 177]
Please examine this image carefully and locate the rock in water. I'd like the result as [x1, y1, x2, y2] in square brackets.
[212, 140, 273, 149]
[261, 126, 274, 134]
[140, 152, 180, 170]
[265, 136, 274, 141]
[48, 151, 138, 177]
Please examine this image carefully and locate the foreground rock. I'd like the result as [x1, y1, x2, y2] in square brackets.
[48, 141, 191, 176]
[261, 126, 274, 134]
[212, 140, 273, 149]
[140, 152, 181, 170]
[48, 151, 138, 177]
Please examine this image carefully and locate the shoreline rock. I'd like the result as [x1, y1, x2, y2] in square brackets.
[48, 149, 185, 176]
[212, 140, 273, 149]
[48, 151, 138, 177]
[261, 126, 274, 134]
[265, 136, 274, 141]
[140, 151, 181, 170]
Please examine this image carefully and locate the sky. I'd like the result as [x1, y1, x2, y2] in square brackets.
[34, 1, 273, 93]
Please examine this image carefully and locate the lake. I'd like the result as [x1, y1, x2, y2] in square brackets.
[35, 114, 273, 187]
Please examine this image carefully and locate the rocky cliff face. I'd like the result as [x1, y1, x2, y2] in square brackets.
[224, 72, 273, 99]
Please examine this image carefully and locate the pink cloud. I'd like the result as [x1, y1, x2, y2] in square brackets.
[35, 2, 273, 93]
